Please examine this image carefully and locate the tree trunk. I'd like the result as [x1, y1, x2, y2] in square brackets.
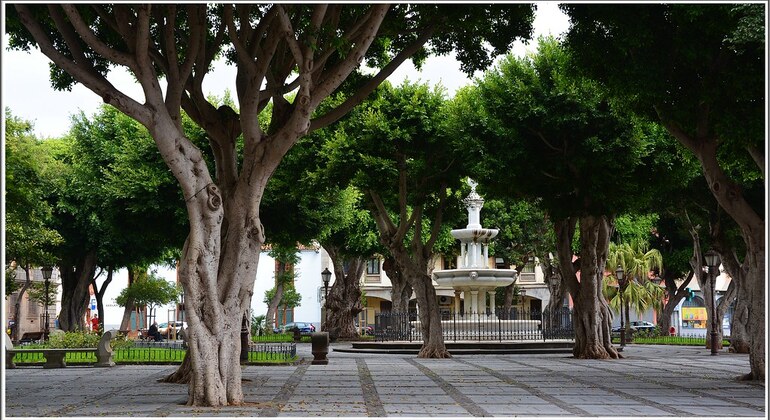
[409, 270, 450, 358]
[502, 284, 514, 319]
[556, 216, 619, 359]
[119, 268, 140, 333]
[11, 264, 33, 343]
[324, 246, 365, 340]
[164, 352, 192, 384]
[667, 129, 764, 380]
[545, 262, 565, 316]
[729, 280, 751, 353]
[91, 267, 112, 334]
[383, 256, 411, 313]
[265, 274, 285, 330]
[58, 250, 98, 331]
[657, 272, 694, 335]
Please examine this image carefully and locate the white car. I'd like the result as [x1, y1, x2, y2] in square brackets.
[629, 321, 655, 332]
[158, 321, 188, 338]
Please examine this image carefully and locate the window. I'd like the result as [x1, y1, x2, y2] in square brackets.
[495, 258, 507, 269]
[443, 256, 457, 270]
[366, 258, 380, 275]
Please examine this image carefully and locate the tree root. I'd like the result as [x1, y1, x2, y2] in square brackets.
[160, 353, 191, 384]
[736, 372, 764, 381]
[417, 348, 452, 358]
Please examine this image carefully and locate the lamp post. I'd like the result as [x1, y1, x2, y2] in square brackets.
[321, 267, 332, 331]
[615, 265, 625, 351]
[704, 249, 720, 356]
[41, 266, 53, 341]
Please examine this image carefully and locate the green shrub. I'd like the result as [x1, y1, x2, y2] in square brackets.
[110, 335, 135, 350]
[47, 331, 100, 348]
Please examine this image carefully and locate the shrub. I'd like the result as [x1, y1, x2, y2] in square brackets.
[111, 335, 135, 350]
[47, 331, 100, 348]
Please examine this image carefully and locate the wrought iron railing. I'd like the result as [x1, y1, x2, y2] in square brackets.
[10, 342, 296, 365]
[374, 308, 574, 342]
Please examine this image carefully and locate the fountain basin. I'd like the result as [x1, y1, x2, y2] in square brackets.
[432, 268, 518, 288]
[412, 318, 543, 340]
[450, 228, 499, 242]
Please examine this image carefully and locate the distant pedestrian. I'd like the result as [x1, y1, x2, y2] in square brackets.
[91, 315, 100, 333]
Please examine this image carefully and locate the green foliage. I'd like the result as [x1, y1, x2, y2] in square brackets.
[4, 109, 62, 272]
[605, 242, 666, 314]
[250, 314, 267, 336]
[482, 197, 554, 267]
[458, 37, 649, 220]
[115, 271, 179, 309]
[26, 281, 57, 308]
[264, 287, 302, 309]
[47, 331, 100, 348]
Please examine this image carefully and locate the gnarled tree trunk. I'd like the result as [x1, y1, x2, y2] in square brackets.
[556, 216, 619, 360]
[665, 127, 764, 381]
[383, 256, 411, 313]
[324, 246, 365, 340]
[657, 271, 694, 335]
[58, 250, 98, 332]
[11, 264, 32, 343]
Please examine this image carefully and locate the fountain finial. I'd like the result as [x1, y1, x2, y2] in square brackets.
[463, 178, 484, 228]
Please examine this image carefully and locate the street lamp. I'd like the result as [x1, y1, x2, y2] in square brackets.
[321, 267, 332, 330]
[615, 265, 625, 351]
[704, 249, 721, 356]
[41, 266, 53, 341]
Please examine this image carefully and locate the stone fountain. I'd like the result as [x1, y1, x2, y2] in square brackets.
[426, 179, 540, 339]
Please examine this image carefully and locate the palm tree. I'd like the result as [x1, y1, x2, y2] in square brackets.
[605, 242, 665, 336]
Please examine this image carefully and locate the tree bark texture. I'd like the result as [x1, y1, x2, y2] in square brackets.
[13, 3, 399, 406]
[265, 273, 286, 330]
[712, 227, 751, 354]
[57, 250, 98, 332]
[555, 216, 619, 359]
[383, 256, 412, 313]
[11, 265, 33, 343]
[325, 247, 365, 340]
[664, 126, 764, 380]
[369, 186, 450, 358]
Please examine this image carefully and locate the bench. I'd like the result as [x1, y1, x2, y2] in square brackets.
[5, 330, 117, 369]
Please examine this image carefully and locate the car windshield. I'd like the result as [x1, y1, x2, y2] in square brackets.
[158, 323, 167, 328]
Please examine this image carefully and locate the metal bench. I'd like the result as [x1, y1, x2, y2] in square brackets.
[5, 330, 117, 369]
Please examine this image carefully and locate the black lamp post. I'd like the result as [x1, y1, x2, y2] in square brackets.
[41, 266, 53, 341]
[615, 265, 625, 351]
[704, 249, 720, 356]
[321, 267, 332, 330]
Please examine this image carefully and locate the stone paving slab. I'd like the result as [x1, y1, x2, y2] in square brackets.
[3, 344, 766, 417]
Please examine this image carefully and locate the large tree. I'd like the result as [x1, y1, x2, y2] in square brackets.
[563, 3, 765, 380]
[7, 4, 535, 405]
[4, 109, 62, 342]
[45, 106, 187, 331]
[323, 82, 468, 357]
[456, 37, 652, 359]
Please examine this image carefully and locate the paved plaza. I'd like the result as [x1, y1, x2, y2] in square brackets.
[4, 343, 766, 417]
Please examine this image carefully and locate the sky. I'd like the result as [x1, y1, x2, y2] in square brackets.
[2, 3, 570, 139]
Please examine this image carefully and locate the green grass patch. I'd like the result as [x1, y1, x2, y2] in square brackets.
[612, 336, 730, 346]
[12, 346, 296, 364]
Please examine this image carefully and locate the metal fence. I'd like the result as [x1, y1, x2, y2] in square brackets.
[374, 308, 574, 342]
[10, 342, 296, 365]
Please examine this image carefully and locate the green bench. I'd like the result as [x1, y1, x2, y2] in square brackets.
[5, 330, 117, 369]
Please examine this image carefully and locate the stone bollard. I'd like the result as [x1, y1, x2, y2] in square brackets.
[310, 332, 329, 365]
[95, 329, 117, 367]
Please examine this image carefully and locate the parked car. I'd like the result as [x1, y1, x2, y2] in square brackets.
[629, 321, 656, 332]
[158, 321, 188, 339]
[273, 322, 315, 334]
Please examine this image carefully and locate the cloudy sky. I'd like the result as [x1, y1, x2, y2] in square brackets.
[2, 3, 570, 139]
